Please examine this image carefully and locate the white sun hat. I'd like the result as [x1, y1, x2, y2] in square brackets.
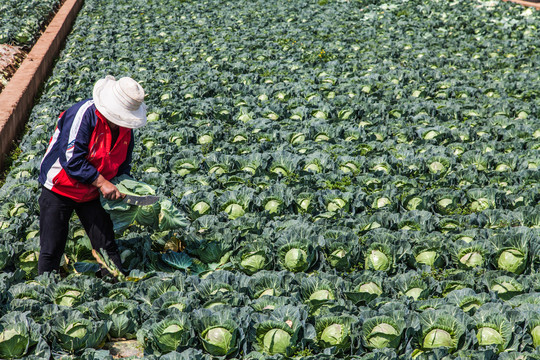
[93, 75, 147, 129]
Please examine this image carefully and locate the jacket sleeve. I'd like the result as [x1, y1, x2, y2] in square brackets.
[117, 130, 134, 177]
[57, 103, 100, 184]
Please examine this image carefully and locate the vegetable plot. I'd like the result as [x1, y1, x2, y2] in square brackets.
[0, 0, 62, 46]
[1, 0, 540, 358]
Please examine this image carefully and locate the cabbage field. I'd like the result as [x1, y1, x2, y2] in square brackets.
[1, 0, 540, 358]
[0, 0, 62, 46]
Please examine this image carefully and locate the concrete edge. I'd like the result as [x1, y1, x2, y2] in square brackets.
[504, 0, 540, 9]
[0, 0, 84, 171]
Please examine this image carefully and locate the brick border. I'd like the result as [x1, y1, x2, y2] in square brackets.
[0, 0, 84, 171]
[504, 0, 540, 9]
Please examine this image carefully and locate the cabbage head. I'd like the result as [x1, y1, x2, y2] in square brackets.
[529, 316, 540, 348]
[279, 242, 312, 273]
[256, 321, 295, 355]
[51, 310, 110, 353]
[419, 313, 464, 351]
[264, 328, 291, 354]
[151, 291, 191, 314]
[53, 285, 83, 308]
[475, 314, 512, 352]
[98, 300, 139, 339]
[457, 246, 484, 269]
[150, 316, 190, 353]
[365, 244, 392, 271]
[497, 248, 526, 274]
[193, 308, 240, 357]
[240, 251, 267, 275]
[249, 273, 284, 299]
[489, 276, 523, 300]
[300, 276, 337, 315]
[363, 316, 404, 349]
[345, 276, 384, 305]
[316, 315, 353, 350]
[0, 312, 46, 359]
[233, 242, 270, 275]
[193, 201, 211, 216]
[224, 203, 245, 219]
[202, 326, 234, 356]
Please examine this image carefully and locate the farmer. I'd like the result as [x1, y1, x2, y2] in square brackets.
[37, 75, 147, 276]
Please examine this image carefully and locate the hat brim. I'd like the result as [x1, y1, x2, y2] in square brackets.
[93, 76, 147, 129]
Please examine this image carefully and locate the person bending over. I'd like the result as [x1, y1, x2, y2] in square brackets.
[38, 75, 147, 276]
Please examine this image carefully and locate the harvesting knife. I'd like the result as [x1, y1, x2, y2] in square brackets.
[122, 194, 160, 206]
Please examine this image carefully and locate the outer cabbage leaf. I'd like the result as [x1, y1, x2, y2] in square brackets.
[101, 175, 188, 232]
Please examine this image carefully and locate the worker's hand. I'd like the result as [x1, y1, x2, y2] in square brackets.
[100, 182, 124, 200]
[92, 174, 125, 200]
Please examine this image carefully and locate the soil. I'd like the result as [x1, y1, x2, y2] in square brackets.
[103, 340, 144, 359]
[0, 45, 25, 94]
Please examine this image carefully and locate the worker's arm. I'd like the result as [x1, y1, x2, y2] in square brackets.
[57, 104, 99, 181]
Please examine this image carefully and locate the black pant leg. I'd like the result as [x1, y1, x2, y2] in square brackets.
[75, 198, 126, 275]
[38, 188, 74, 275]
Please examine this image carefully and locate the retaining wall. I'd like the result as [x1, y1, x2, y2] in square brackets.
[0, 0, 84, 171]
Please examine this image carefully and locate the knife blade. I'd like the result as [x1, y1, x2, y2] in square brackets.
[122, 194, 160, 206]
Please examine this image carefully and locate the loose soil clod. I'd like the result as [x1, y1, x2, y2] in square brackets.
[103, 340, 144, 359]
[0, 44, 25, 94]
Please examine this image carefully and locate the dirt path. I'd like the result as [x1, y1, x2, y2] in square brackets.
[0, 45, 25, 94]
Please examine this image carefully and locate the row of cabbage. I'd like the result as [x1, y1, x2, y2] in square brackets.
[2, 209, 540, 280]
[0, 0, 62, 46]
[0, 0, 540, 357]
[1, 270, 540, 359]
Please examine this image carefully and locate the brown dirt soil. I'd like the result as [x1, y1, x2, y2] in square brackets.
[103, 340, 144, 359]
[0, 45, 25, 94]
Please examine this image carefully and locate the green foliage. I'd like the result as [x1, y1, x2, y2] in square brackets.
[1, 0, 540, 357]
[101, 175, 188, 232]
[0, 0, 61, 46]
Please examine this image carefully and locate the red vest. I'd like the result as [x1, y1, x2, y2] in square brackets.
[42, 106, 132, 202]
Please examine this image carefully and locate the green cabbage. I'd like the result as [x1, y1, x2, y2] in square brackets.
[309, 289, 334, 301]
[497, 249, 526, 274]
[366, 249, 390, 271]
[202, 326, 233, 356]
[224, 203, 245, 219]
[284, 248, 308, 272]
[415, 250, 438, 267]
[240, 251, 267, 274]
[153, 322, 188, 352]
[459, 251, 483, 268]
[366, 322, 399, 349]
[358, 282, 383, 296]
[193, 201, 211, 215]
[477, 327, 503, 346]
[0, 328, 28, 359]
[263, 328, 291, 354]
[423, 329, 453, 348]
[265, 199, 282, 213]
[321, 323, 344, 346]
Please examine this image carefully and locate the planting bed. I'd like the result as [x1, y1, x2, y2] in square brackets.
[0, 0, 539, 359]
[0, 0, 83, 172]
[0, 0, 63, 94]
[0, 45, 24, 93]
